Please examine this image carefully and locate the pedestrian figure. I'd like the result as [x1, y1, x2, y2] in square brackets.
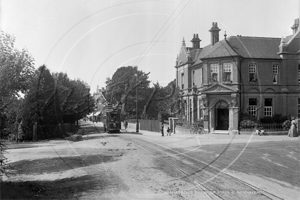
[255, 127, 265, 136]
[288, 118, 298, 137]
[167, 127, 171, 136]
[124, 120, 128, 131]
[161, 124, 164, 136]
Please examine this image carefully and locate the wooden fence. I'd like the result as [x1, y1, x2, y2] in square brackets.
[140, 119, 160, 132]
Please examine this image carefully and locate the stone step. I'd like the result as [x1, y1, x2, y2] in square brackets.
[212, 130, 229, 135]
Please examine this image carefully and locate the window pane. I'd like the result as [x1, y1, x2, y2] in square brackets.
[210, 64, 218, 73]
[249, 106, 257, 116]
[273, 74, 277, 84]
[249, 73, 255, 81]
[264, 107, 272, 117]
[210, 64, 218, 81]
[223, 63, 232, 72]
[273, 64, 278, 74]
[249, 98, 257, 105]
[265, 98, 272, 106]
[249, 63, 256, 73]
[298, 64, 300, 83]
[298, 98, 300, 117]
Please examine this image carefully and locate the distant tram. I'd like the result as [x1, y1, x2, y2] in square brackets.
[103, 104, 121, 133]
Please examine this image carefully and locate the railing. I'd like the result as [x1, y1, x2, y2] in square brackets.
[240, 122, 283, 131]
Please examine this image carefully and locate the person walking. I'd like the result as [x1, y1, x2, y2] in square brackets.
[161, 124, 164, 137]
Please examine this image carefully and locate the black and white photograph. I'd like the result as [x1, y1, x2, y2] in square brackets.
[1, 0, 299, 199]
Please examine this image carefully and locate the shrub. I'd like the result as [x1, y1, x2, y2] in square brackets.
[240, 119, 258, 129]
[282, 120, 291, 130]
[260, 113, 289, 124]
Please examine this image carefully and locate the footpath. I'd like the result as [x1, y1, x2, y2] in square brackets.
[120, 122, 299, 147]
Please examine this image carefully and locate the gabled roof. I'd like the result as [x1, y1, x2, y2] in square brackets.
[202, 40, 239, 59]
[178, 35, 283, 68]
[227, 36, 281, 59]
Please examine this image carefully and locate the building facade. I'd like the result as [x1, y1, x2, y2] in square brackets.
[175, 19, 300, 134]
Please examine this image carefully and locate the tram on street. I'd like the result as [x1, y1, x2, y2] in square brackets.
[103, 104, 121, 133]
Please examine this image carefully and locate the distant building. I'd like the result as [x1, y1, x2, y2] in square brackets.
[175, 19, 300, 134]
[90, 86, 107, 121]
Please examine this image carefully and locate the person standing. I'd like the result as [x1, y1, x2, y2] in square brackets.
[167, 127, 171, 136]
[288, 118, 298, 137]
[124, 120, 128, 131]
[161, 124, 164, 137]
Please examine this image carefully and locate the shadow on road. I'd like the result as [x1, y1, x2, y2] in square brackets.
[1, 175, 107, 200]
[9, 154, 119, 175]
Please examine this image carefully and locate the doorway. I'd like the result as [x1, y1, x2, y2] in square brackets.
[214, 100, 229, 130]
[216, 108, 229, 130]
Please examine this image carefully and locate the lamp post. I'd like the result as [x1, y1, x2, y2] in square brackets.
[134, 73, 139, 133]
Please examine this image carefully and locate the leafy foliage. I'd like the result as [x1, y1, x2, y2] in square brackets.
[0, 31, 35, 111]
[21, 66, 94, 140]
[103, 66, 150, 119]
[103, 66, 178, 121]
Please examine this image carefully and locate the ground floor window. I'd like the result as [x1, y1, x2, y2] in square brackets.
[264, 98, 273, 117]
[248, 98, 257, 116]
[298, 98, 300, 118]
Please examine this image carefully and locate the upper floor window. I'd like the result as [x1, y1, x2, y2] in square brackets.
[298, 64, 300, 84]
[210, 64, 219, 82]
[248, 98, 257, 116]
[181, 73, 184, 89]
[273, 64, 278, 84]
[264, 98, 273, 117]
[223, 63, 232, 82]
[192, 70, 195, 86]
[298, 98, 300, 118]
[249, 63, 257, 83]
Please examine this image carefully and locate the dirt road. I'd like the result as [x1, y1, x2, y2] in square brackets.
[2, 121, 300, 199]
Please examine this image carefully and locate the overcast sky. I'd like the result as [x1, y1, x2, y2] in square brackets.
[1, 0, 299, 92]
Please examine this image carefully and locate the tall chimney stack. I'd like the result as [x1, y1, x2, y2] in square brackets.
[291, 18, 299, 34]
[190, 34, 201, 49]
[209, 22, 221, 46]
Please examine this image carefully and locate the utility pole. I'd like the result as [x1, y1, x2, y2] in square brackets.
[135, 73, 139, 133]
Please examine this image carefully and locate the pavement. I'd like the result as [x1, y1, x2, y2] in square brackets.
[89, 121, 300, 146]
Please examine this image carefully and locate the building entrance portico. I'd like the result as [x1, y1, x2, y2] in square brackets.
[214, 100, 229, 130]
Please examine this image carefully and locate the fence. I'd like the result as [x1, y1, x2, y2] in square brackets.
[240, 122, 284, 131]
[140, 119, 160, 132]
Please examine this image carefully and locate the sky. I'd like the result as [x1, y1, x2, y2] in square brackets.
[1, 0, 299, 93]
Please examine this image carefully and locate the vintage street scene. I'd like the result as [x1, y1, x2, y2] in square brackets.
[1, 0, 299, 199]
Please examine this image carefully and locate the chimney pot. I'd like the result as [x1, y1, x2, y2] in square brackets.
[209, 22, 221, 46]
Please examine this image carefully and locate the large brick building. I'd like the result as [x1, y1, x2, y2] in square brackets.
[175, 19, 300, 134]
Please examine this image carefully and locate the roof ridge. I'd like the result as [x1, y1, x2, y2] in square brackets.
[228, 36, 281, 39]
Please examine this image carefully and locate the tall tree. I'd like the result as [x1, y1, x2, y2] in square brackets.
[104, 66, 150, 119]
[0, 31, 35, 175]
[0, 31, 35, 112]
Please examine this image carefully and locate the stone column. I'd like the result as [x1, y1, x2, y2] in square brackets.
[229, 93, 239, 135]
[200, 94, 209, 133]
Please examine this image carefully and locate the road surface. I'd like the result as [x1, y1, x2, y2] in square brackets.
[2, 121, 300, 199]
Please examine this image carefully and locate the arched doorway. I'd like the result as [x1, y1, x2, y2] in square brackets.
[215, 100, 229, 130]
